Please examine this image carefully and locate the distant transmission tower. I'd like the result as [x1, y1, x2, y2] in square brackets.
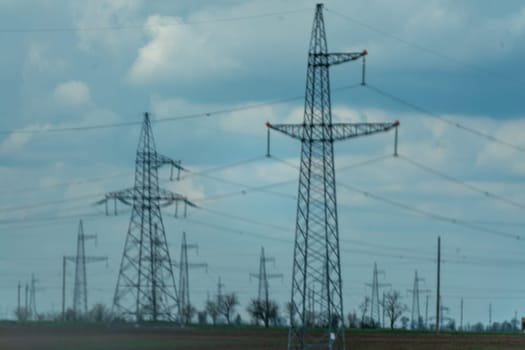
[175, 231, 208, 324]
[266, 4, 399, 348]
[408, 270, 429, 330]
[62, 220, 107, 319]
[28, 274, 38, 320]
[366, 262, 390, 326]
[98, 112, 195, 322]
[250, 247, 283, 311]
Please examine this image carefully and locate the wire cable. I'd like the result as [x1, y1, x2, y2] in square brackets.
[337, 182, 523, 241]
[325, 8, 496, 74]
[397, 154, 525, 210]
[0, 84, 361, 136]
[0, 171, 129, 196]
[0, 8, 312, 33]
[366, 84, 525, 153]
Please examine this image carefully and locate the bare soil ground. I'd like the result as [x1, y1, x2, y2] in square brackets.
[0, 323, 524, 350]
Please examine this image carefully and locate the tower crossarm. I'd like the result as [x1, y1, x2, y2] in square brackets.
[84, 256, 108, 264]
[267, 273, 284, 280]
[95, 187, 134, 207]
[96, 187, 196, 214]
[157, 188, 197, 209]
[151, 153, 186, 180]
[311, 51, 367, 67]
[366, 282, 391, 288]
[266, 121, 399, 143]
[64, 255, 107, 264]
[173, 262, 208, 270]
[331, 122, 400, 142]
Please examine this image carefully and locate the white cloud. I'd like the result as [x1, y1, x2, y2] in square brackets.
[69, 0, 143, 52]
[27, 43, 68, 73]
[53, 80, 91, 108]
[510, 7, 525, 34]
[129, 15, 240, 84]
[477, 119, 525, 175]
[0, 123, 50, 154]
[333, 0, 525, 69]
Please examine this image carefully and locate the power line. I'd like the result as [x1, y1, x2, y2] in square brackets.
[325, 7, 520, 82]
[0, 171, 129, 196]
[200, 207, 291, 233]
[180, 155, 267, 180]
[337, 182, 523, 241]
[397, 154, 525, 210]
[0, 8, 312, 33]
[178, 212, 525, 269]
[0, 84, 361, 136]
[0, 193, 103, 215]
[366, 84, 525, 153]
[270, 155, 523, 241]
[192, 154, 390, 203]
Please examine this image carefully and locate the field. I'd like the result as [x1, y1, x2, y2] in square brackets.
[1, 323, 524, 350]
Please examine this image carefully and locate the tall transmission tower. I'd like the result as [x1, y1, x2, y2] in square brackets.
[175, 231, 208, 324]
[266, 4, 399, 348]
[366, 262, 390, 326]
[62, 220, 107, 319]
[250, 247, 283, 323]
[97, 112, 195, 322]
[408, 270, 430, 330]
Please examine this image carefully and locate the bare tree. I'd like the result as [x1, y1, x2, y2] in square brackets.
[382, 290, 407, 329]
[205, 300, 219, 325]
[359, 296, 371, 328]
[180, 303, 196, 325]
[88, 303, 114, 322]
[284, 302, 296, 326]
[219, 293, 239, 324]
[197, 310, 208, 325]
[14, 307, 30, 322]
[247, 298, 279, 328]
[347, 310, 359, 329]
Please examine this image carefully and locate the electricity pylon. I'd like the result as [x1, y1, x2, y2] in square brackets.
[407, 270, 430, 329]
[266, 4, 399, 349]
[174, 231, 208, 324]
[28, 274, 38, 320]
[62, 220, 107, 320]
[366, 262, 390, 326]
[249, 247, 283, 323]
[430, 296, 450, 330]
[97, 112, 195, 322]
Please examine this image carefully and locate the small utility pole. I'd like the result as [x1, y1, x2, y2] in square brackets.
[460, 298, 464, 331]
[62, 256, 66, 321]
[425, 294, 429, 328]
[17, 281, 21, 313]
[489, 302, 492, 328]
[382, 292, 386, 328]
[25, 283, 28, 311]
[435, 236, 441, 333]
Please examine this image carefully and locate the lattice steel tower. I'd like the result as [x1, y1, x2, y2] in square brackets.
[366, 262, 390, 326]
[266, 4, 399, 349]
[98, 112, 194, 322]
[250, 247, 283, 304]
[408, 270, 429, 329]
[176, 231, 207, 324]
[62, 220, 107, 319]
[72, 220, 107, 316]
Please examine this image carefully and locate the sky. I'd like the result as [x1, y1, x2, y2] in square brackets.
[0, 0, 525, 328]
